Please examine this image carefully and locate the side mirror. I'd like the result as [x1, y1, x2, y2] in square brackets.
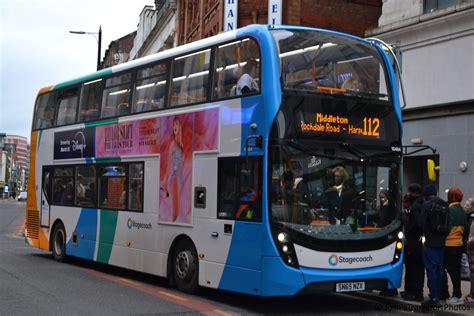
[427, 159, 440, 182]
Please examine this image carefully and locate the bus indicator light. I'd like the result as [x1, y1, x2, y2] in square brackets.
[396, 241, 403, 251]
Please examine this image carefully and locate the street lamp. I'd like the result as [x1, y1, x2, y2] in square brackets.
[70, 26, 102, 71]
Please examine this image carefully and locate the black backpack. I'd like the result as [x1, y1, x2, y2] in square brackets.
[429, 198, 449, 233]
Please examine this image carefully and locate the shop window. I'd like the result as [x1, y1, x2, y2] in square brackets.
[424, 0, 465, 13]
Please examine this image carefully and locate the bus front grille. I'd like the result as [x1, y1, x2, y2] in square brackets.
[26, 209, 39, 240]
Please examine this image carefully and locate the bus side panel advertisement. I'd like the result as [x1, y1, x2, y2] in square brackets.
[52, 108, 218, 225]
[96, 118, 160, 157]
[194, 108, 219, 151]
[54, 128, 96, 159]
[159, 113, 194, 224]
[158, 108, 219, 224]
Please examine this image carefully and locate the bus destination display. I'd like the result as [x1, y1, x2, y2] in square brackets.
[300, 112, 381, 138]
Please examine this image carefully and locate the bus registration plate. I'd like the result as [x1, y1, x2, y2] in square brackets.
[336, 281, 365, 292]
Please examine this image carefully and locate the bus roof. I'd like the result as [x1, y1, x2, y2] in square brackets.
[38, 24, 372, 95]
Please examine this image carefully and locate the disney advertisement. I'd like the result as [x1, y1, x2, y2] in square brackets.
[54, 128, 95, 159]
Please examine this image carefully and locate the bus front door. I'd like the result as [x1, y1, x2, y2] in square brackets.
[40, 167, 52, 228]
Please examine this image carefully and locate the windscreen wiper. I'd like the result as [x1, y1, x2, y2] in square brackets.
[342, 90, 388, 100]
[341, 140, 366, 159]
[284, 139, 356, 161]
[341, 140, 401, 160]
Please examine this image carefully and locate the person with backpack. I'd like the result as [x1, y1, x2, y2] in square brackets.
[401, 183, 425, 302]
[417, 184, 449, 308]
[441, 187, 467, 305]
[463, 198, 474, 304]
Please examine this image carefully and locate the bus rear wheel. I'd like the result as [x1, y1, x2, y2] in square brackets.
[173, 240, 198, 293]
[52, 223, 66, 262]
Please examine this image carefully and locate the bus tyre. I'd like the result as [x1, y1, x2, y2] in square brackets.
[173, 240, 198, 293]
[52, 223, 66, 262]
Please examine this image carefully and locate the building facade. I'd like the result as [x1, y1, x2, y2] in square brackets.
[4, 135, 29, 192]
[177, 0, 382, 45]
[102, 31, 136, 68]
[367, 0, 474, 199]
[103, 0, 383, 66]
[130, 0, 177, 59]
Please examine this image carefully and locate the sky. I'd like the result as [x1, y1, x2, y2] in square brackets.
[0, 0, 155, 142]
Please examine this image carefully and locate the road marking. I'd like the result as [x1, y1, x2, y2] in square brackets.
[81, 267, 240, 315]
[212, 309, 236, 316]
[158, 290, 188, 301]
[15, 218, 25, 237]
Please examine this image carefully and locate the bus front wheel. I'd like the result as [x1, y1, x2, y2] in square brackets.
[52, 223, 66, 262]
[173, 240, 198, 293]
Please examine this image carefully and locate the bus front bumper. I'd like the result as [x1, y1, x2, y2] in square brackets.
[261, 254, 403, 296]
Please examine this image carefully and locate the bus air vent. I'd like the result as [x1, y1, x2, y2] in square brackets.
[26, 209, 39, 240]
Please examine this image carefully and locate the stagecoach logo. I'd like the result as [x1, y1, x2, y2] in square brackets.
[329, 253, 374, 266]
[308, 156, 322, 169]
[328, 254, 339, 266]
[127, 218, 152, 230]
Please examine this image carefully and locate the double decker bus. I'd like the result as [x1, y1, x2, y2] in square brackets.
[26, 25, 404, 296]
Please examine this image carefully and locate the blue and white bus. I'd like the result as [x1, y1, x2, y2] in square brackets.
[26, 24, 404, 296]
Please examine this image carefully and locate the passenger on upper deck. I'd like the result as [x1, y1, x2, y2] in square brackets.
[235, 58, 259, 95]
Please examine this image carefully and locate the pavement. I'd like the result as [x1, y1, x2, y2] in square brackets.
[356, 274, 473, 315]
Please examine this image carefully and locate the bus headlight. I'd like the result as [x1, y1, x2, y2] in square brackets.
[278, 232, 287, 243]
[273, 230, 299, 269]
[397, 231, 404, 240]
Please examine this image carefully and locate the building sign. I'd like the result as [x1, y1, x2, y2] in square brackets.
[268, 0, 282, 25]
[54, 128, 95, 159]
[224, 0, 238, 31]
[300, 112, 382, 139]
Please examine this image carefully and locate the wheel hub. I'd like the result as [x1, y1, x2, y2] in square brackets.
[176, 250, 192, 279]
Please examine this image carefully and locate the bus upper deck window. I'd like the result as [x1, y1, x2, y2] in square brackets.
[78, 79, 103, 122]
[212, 38, 260, 100]
[101, 73, 132, 119]
[133, 63, 167, 113]
[56, 95, 78, 126]
[170, 49, 211, 107]
[34, 92, 57, 130]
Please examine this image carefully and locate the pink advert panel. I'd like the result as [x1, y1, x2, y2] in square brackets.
[95, 108, 218, 225]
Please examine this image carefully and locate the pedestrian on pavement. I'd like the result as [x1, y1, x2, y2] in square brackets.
[402, 183, 425, 302]
[441, 187, 466, 305]
[417, 184, 449, 308]
[464, 197, 474, 304]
